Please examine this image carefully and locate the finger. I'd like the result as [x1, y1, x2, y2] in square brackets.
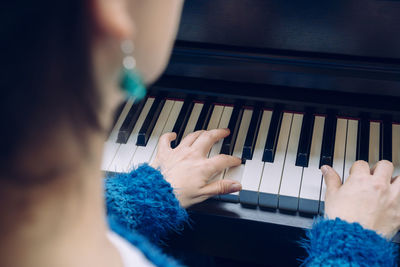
[349, 160, 370, 177]
[158, 132, 176, 152]
[192, 128, 230, 155]
[201, 179, 242, 196]
[207, 154, 242, 175]
[371, 160, 393, 183]
[391, 175, 400, 192]
[321, 165, 341, 194]
[179, 130, 205, 147]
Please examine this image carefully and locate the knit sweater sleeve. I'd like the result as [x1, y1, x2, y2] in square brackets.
[301, 218, 398, 266]
[105, 164, 188, 244]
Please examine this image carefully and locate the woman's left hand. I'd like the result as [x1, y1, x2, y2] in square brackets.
[150, 129, 242, 208]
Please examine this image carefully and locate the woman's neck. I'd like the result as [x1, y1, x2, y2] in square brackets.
[0, 134, 122, 267]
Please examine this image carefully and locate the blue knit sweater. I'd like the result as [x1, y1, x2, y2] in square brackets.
[105, 164, 398, 266]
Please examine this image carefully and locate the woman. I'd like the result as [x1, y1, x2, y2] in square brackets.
[1, 1, 399, 266]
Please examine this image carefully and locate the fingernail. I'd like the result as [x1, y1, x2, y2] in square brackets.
[236, 157, 243, 164]
[230, 183, 242, 192]
[321, 165, 328, 176]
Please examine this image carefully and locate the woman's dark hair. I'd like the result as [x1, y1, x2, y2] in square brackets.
[1, 2, 102, 179]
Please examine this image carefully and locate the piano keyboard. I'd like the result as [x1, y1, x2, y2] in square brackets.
[102, 96, 400, 215]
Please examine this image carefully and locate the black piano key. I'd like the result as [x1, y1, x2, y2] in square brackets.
[381, 118, 392, 161]
[194, 101, 214, 131]
[220, 104, 245, 155]
[356, 117, 370, 162]
[296, 112, 315, 167]
[242, 106, 263, 160]
[117, 97, 147, 144]
[319, 114, 336, 167]
[136, 97, 166, 146]
[262, 108, 283, 162]
[171, 99, 195, 148]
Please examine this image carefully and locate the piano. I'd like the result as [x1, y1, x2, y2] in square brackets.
[103, 0, 400, 265]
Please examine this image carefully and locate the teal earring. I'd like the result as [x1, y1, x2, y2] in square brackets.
[120, 40, 146, 101]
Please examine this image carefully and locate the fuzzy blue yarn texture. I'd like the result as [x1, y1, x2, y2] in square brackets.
[300, 218, 398, 267]
[105, 164, 189, 244]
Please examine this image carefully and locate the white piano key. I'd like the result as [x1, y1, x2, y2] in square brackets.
[220, 109, 253, 202]
[240, 160, 264, 205]
[149, 101, 184, 164]
[320, 118, 347, 214]
[334, 119, 349, 180]
[240, 110, 273, 205]
[207, 106, 233, 199]
[252, 110, 273, 160]
[206, 105, 226, 164]
[343, 119, 358, 183]
[160, 101, 184, 134]
[107, 98, 154, 173]
[131, 100, 175, 166]
[208, 106, 233, 159]
[369, 121, 380, 168]
[101, 98, 135, 171]
[258, 113, 293, 209]
[393, 124, 400, 177]
[299, 116, 325, 214]
[206, 105, 224, 131]
[278, 113, 304, 211]
[182, 103, 204, 139]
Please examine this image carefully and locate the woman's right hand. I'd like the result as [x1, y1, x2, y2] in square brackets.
[322, 160, 400, 238]
[150, 129, 242, 208]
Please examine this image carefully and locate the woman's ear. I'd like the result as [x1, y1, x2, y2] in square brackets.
[90, 0, 135, 40]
